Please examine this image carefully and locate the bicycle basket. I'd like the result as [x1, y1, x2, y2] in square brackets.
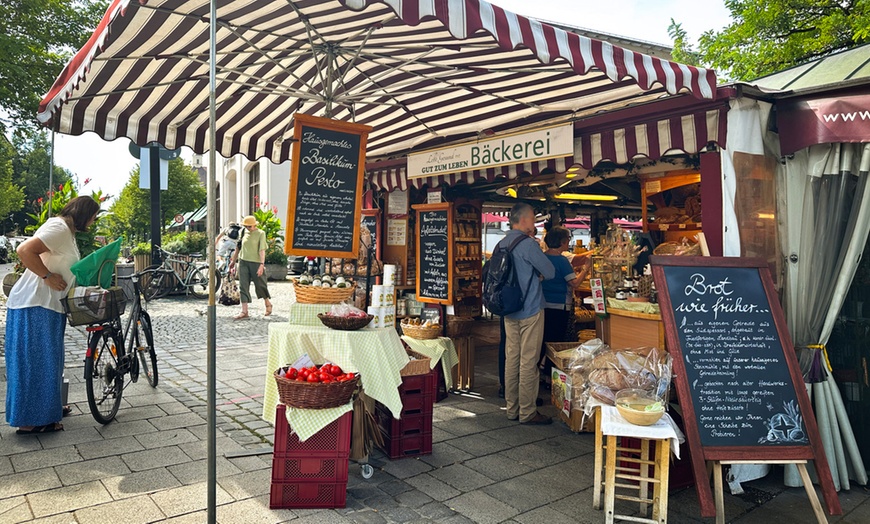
[61, 286, 127, 326]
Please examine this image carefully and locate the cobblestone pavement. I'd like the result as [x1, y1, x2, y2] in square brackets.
[2, 275, 870, 523]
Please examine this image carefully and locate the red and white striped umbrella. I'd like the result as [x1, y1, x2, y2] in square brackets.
[38, 0, 717, 161]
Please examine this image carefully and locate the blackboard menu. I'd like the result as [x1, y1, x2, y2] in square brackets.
[416, 204, 452, 304]
[659, 264, 806, 447]
[362, 213, 378, 250]
[286, 115, 371, 258]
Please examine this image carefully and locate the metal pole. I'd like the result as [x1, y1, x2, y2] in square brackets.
[48, 130, 55, 218]
[207, 0, 218, 522]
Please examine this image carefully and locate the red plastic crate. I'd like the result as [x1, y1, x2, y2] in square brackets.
[399, 369, 437, 396]
[378, 428, 432, 458]
[269, 480, 347, 509]
[376, 404, 433, 436]
[271, 454, 349, 482]
[274, 404, 352, 456]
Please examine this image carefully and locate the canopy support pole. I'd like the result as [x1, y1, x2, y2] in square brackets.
[48, 130, 55, 218]
[207, 0, 218, 522]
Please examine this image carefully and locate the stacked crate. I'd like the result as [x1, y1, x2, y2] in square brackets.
[375, 368, 436, 458]
[270, 404, 352, 509]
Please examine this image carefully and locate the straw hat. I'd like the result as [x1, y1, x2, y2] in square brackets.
[241, 215, 257, 227]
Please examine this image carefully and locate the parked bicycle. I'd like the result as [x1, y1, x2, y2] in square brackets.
[61, 271, 157, 424]
[141, 247, 220, 301]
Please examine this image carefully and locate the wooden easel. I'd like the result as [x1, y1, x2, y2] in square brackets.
[710, 460, 827, 524]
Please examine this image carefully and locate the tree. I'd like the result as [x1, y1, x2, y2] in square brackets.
[9, 130, 73, 231]
[106, 158, 206, 243]
[689, 0, 870, 81]
[0, 136, 26, 232]
[0, 0, 107, 129]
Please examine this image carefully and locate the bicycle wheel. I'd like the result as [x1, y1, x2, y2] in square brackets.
[133, 311, 158, 387]
[84, 330, 124, 424]
[141, 269, 169, 301]
[189, 266, 219, 299]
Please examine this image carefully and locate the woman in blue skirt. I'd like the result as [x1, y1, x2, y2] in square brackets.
[5, 196, 100, 434]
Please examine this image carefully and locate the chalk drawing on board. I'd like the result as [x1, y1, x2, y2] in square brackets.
[758, 401, 807, 444]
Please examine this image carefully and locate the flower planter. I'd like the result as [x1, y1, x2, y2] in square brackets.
[3, 272, 21, 298]
[265, 264, 287, 281]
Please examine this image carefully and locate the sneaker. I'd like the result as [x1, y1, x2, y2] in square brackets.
[520, 413, 552, 425]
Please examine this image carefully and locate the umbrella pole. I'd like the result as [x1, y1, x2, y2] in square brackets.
[207, 0, 217, 522]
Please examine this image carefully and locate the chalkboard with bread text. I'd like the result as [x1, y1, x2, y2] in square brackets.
[285, 114, 372, 258]
[651, 256, 840, 518]
[414, 203, 453, 304]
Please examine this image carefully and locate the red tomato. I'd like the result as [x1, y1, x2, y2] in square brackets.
[321, 377, 333, 383]
[307, 374, 320, 383]
[296, 376, 307, 382]
[299, 369, 310, 378]
[319, 372, 331, 382]
[285, 369, 298, 380]
[331, 364, 343, 376]
[288, 367, 298, 375]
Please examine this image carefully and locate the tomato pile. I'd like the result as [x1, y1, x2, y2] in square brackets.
[283, 364, 357, 383]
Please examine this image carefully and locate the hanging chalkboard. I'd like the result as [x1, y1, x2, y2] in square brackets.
[361, 213, 378, 248]
[415, 203, 453, 305]
[285, 114, 372, 258]
[651, 256, 840, 518]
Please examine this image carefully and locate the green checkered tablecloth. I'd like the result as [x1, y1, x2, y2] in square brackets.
[287, 303, 338, 327]
[401, 336, 460, 391]
[263, 324, 409, 441]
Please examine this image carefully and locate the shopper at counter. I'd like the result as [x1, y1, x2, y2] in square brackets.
[540, 226, 591, 378]
[499, 203, 555, 425]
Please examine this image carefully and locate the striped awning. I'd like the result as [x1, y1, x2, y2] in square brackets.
[368, 102, 728, 191]
[38, 0, 717, 163]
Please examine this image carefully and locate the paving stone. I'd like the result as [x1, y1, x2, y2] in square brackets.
[101, 467, 183, 500]
[149, 412, 208, 431]
[159, 402, 194, 415]
[481, 461, 585, 514]
[394, 488, 435, 508]
[28, 480, 113, 518]
[348, 509, 388, 524]
[379, 506, 424, 523]
[418, 442, 474, 468]
[513, 505, 585, 524]
[121, 445, 194, 472]
[216, 467, 273, 500]
[74, 493, 166, 524]
[55, 455, 131, 486]
[428, 463, 495, 492]
[416, 500, 456, 520]
[0, 456, 13, 476]
[10, 445, 83, 472]
[379, 478, 415, 496]
[178, 435, 246, 460]
[76, 435, 145, 460]
[483, 425, 550, 448]
[154, 510, 209, 523]
[167, 456, 243, 485]
[135, 428, 200, 449]
[463, 453, 534, 482]
[533, 432, 596, 458]
[26, 513, 79, 524]
[445, 490, 519, 524]
[95, 419, 159, 439]
[405, 473, 461, 502]
[35, 426, 104, 450]
[447, 434, 511, 457]
[106, 403, 169, 422]
[291, 511, 353, 523]
[149, 481, 234, 518]
[0, 495, 33, 522]
[122, 390, 179, 407]
[379, 457, 433, 479]
[499, 443, 569, 469]
[216, 495, 294, 524]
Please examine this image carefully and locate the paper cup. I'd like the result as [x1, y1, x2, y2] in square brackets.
[383, 264, 397, 286]
[367, 306, 381, 328]
[371, 285, 385, 307]
[382, 285, 395, 306]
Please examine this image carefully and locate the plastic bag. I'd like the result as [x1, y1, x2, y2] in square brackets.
[566, 338, 606, 411]
[584, 346, 672, 406]
[327, 302, 368, 318]
[70, 238, 122, 289]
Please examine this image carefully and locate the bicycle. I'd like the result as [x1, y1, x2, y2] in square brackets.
[141, 247, 220, 301]
[61, 272, 157, 424]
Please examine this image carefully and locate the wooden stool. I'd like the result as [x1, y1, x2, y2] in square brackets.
[592, 407, 672, 524]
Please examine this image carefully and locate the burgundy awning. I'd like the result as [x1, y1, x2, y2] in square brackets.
[777, 93, 870, 156]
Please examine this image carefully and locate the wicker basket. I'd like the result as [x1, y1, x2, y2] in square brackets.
[401, 323, 441, 340]
[273, 367, 360, 409]
[61, 287, 127, 327]
[292, 280, 356, 304]
[317, 313, 373, 331]
[401, 349, 432, 376]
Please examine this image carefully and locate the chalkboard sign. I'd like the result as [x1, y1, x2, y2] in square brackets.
[285, 114, 372, 258]
[361, 210, 379, 260]
[651, 256, 839, 517]
[415, 203, 453, 305]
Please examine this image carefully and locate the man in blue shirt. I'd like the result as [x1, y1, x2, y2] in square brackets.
[500, 203, 556, 424]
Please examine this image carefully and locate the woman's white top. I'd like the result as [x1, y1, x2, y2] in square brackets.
[7, 217, 80, 313]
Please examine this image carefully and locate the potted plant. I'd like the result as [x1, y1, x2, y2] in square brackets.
[253, 200, 288, 281]
[264, 243, 288, 281]
[131, 242, 152, 273]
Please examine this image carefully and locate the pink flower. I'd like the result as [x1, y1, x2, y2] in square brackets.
[59, 184, 64, 190]
[37, 197, 43, 204]
[84, 178, 91, 185]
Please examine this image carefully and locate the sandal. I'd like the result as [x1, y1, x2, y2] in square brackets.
[16, 423, 64, 435]
[264, 304, 273, 317]
[233, 312, 249, 321]
[62, 406, 72, 417]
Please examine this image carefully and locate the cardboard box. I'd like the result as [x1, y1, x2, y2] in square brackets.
[550, 367, 594, 433]
[546, 342, 583, 370]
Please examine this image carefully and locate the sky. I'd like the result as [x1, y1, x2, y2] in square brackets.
[51, 0, 734, 202]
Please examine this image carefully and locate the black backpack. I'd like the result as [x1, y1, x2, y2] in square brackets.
[482, 234, 535, 316]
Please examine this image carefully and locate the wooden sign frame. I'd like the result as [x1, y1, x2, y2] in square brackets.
[651, 255, 840, 518]
[285, 114, 371, 258]
[414, 202, 453, 305]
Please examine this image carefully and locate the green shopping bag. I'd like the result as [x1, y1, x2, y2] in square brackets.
[71, 238, 123, 289]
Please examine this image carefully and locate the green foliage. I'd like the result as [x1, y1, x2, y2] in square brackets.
[23, 178, 109, 257]
[0, 137, 26, 231]
[106, 158, 206, 243]
[691, 0, 870, 81]
[0, 0, 108, 128]
[667, 19, 700, 67]
[265, 243, 289, 265]
[131, 242, 151, 255]
[7, 130, 73, 232]
[161, 231, 208, 255]
[254, 200, 286, 265]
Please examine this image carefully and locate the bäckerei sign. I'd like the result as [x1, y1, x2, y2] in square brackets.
[407, 123, 573, 179]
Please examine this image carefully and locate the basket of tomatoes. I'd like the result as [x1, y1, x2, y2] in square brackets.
[274, 363, 360, 409]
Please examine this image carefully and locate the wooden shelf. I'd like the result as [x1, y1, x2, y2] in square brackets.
[646, 222, 702, 232]
[455, 237, 479, 242]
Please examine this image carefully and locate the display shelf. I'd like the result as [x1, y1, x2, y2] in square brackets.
[646, 222, 702, 231]
[454, 237, 479, 242]
[451, 200, 483, 317]
[640, 170, 704, 241]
